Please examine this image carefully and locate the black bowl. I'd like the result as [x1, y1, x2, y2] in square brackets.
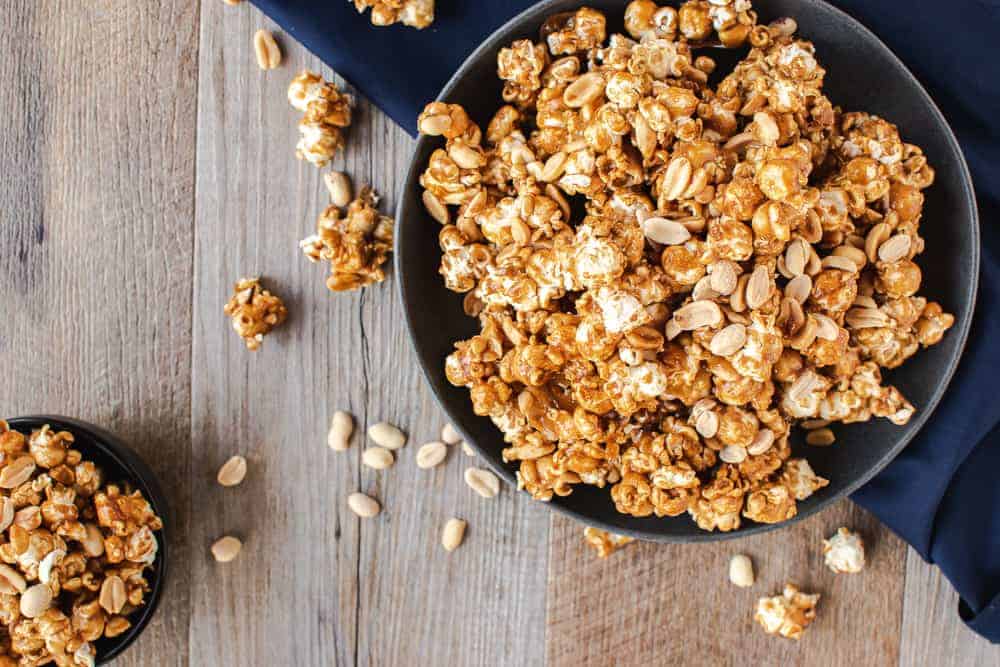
[396, 0, 979, 542]
[6, 416, 169, 664]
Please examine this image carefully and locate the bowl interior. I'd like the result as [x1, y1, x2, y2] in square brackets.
[396, 0, 978, 541]
[6, 416, 169, 663]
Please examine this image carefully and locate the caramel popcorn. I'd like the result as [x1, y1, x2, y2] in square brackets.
[300, 186, 394, 291]
[223, 277, 288, 351]
[352, 0, 434, 29]
[0, 422, 163, 665]
[822, 526, 865, 573]
[755, 584, 820, 639]
[287, 71, 353, 166]
[583, 526, 635, 558]
[421, 1, 952, 533]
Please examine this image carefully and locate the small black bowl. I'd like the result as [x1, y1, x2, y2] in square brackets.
[6, 416, 169, 665]
[396, 0, 979, 542]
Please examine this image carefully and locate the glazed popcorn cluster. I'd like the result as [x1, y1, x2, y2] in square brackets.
[419, 1, 953, 532]
[300, 186, 395, 292]
[754, 584, 819, 639]
[223, 277, 288, 351]
[351, 0, 434, 30]
[287, 71, 354, 168]
[583, 526, 634, 558]
[0, 422, 163, 666]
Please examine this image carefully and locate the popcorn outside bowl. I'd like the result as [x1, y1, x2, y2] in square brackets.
[395, 0, 978, 542]
[6, 417, 169, 664]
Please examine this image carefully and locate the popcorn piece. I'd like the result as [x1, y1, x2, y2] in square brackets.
[223, 278, 288, 351]
[352, 0, 435, 29]
[823, 527, 865, 574]
[287, 71, 353, 167]
[583, 526, 635, 558]
[755, 584, 820, 639]
[544, 7, 607, 55]
[300, 187, 394, 292]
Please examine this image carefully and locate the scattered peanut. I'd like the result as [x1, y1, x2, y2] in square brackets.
[461, 442, 476, 457]
[416, 441, 448, 469]
[217, 455, 248, 487]
[253, 29, 282, 70]
[441, 518, 468, 552]
[464, 467, 500, 498]
[368, 421, 407, 450]
[441, 423, 462, 445]
[328, 410, 354, 451]
[362, 447, 395, 470]
[325, 171, 353, 207]
[348, 492, 381, 518]
[729, 554, 755, 587]
[211, 536, 243, 563]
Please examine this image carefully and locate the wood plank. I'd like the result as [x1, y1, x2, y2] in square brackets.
[547, 499, 905, 666]
[354, 247, 552, 667]
[899, 549, 1000, 667]
[189, 3, 367, 665]
[0, 1, 199, 665]
[283, 16, 552, 667]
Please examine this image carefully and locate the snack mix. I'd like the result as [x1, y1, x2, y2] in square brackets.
[583, 526, 635, 558]
[223, 277, 288, 351]
[351, 0, 434, 30]
[0, 422, 163, 666]
[300, 187, 394, 291]
[421, 0, 954, 532]
[755, 584, 820, 639]
[287, 71, 353, 167]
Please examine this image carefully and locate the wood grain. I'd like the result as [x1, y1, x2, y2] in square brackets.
[0, 2, 198, 665]
[191, 4, 551, 666]
[1, 2, 998, 665]
[190, 4, 363, 665]
[350, 90, 552, 667]
[899, 549, 1000, 667]
[547, 500, 906, 666]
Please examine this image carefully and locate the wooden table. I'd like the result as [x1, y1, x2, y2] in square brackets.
[1, 2, 996, 665]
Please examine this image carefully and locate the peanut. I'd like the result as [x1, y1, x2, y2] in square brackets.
[253, 29, 282, 70]
[368, 422, 407, 450]
[217, 455, 248, 487]
[348, 492, 381, 518]
[729, 554, 754, 587]
[328, 411, 354, 451]
[441, 518, 468, 552]
[211, 536, 243, 563]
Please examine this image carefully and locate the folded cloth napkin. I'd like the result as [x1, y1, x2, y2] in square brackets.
[253, 0, 1000, 641]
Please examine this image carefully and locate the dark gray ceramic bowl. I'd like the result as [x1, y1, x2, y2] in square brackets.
[396, 0, 979, 542]
[5, 417, 169, 664]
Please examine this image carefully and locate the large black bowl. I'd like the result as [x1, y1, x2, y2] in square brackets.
[6, 417, 169, 664]
[396, 0, 979, 542]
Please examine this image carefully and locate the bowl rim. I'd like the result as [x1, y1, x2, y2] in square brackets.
[395, 0, 980, 542]
[5, 416, 170, 663]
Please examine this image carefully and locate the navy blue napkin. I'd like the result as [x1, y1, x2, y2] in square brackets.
[253, 0, 1000, 641]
